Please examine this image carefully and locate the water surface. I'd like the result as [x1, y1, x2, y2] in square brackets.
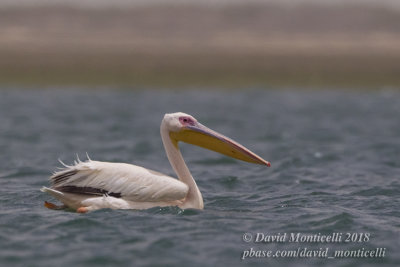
[0, 89, 399, 266]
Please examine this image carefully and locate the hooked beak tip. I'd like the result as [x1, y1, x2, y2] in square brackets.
[266, 161, 271, 167]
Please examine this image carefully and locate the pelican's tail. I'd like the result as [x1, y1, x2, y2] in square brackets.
[41, 186, 64, 198]
[41, 187, 67, 210]
[41, 186, 93, 210]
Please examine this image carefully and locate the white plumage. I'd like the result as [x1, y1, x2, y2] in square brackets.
[41, 159, 188, 210]
[41, 112, 270, 212]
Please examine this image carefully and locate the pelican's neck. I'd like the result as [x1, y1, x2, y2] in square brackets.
[161, 122, 204, 209]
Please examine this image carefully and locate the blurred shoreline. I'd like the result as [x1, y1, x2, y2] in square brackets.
[1, 3, 400, 89]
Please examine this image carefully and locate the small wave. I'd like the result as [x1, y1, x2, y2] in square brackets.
[309, 191, 334, 196]
[0, 167, 48, 179]
[143, 205, 203, 216]
[353, 186, 399, 197]
[215, 175, 239, 189]
[148, 237, 175, 250]
[52, 217, 104, 228]
[310, 212, 355, 230]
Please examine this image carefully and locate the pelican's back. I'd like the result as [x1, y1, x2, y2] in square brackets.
[45, 160, 189, 204]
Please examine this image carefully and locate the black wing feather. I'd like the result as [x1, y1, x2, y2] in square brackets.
[55, 185, 122, 198]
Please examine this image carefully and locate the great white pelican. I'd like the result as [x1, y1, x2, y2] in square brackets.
[41, 112, 270, 212]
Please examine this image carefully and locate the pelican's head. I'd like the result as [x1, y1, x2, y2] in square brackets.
[162, 112, 270, 166]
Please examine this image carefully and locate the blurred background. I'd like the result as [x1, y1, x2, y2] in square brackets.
[1, 0, 400, 89]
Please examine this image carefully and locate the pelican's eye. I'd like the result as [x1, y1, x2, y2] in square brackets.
[179, 116, 196, 126]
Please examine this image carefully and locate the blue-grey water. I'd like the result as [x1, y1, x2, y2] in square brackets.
[0, 89, 399, 267]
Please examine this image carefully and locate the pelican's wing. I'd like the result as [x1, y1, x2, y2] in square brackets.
[50, 160, 189, 202]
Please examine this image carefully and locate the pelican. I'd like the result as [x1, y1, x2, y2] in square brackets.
[41, 112, 270, 212]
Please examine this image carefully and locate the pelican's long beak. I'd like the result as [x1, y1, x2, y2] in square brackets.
[170, 122, 270, 166]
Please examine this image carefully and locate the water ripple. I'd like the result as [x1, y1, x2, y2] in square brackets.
[0, 89, 399, 266]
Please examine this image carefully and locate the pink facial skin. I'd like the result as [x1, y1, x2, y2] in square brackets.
[179, 116, 197, 127]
